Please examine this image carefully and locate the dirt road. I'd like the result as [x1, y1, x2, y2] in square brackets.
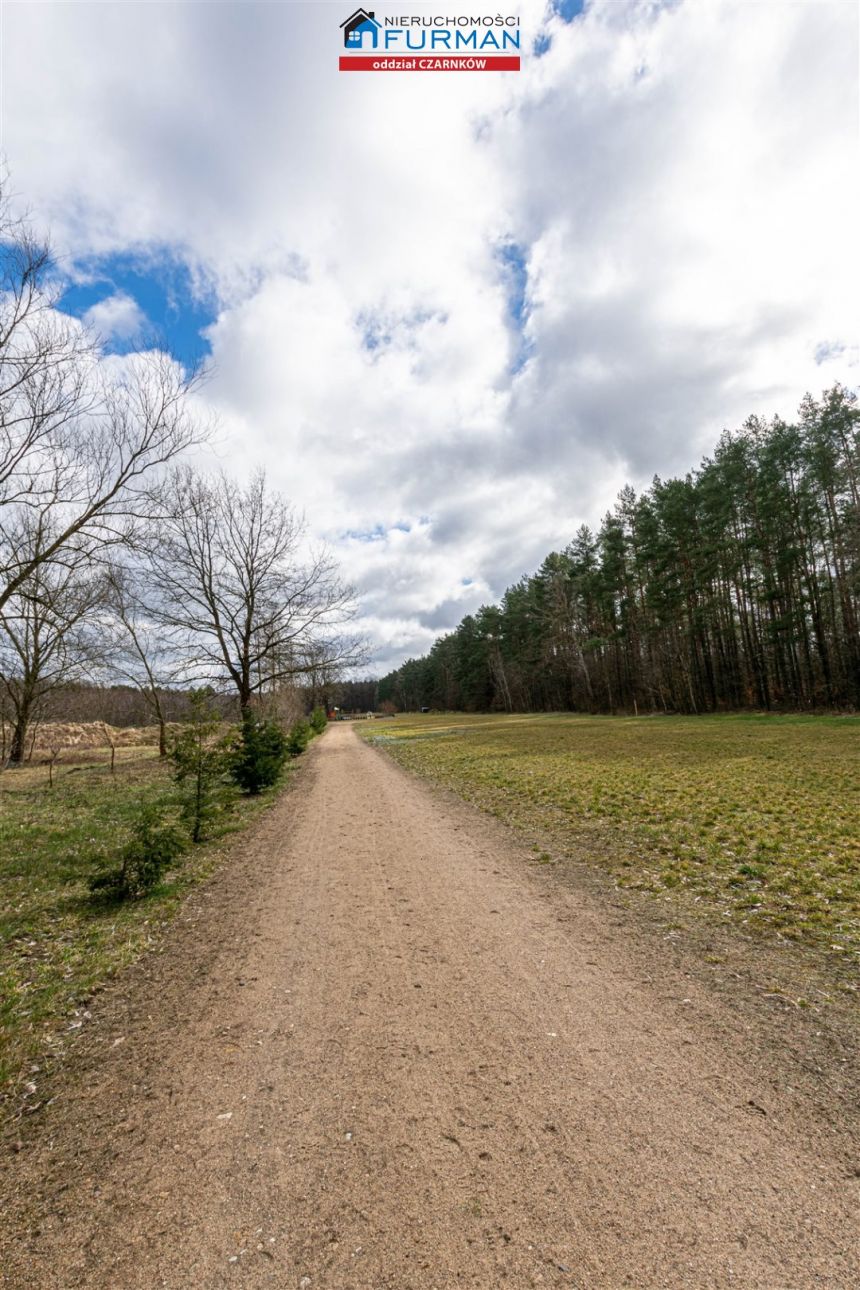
[2, 725, 857, 1288]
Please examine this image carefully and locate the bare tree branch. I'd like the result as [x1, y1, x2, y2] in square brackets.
[147, 469, 368, 709]
[0, 517, 107, 764]
[0, 183, 210, 611]
[101, 562, 188, 755]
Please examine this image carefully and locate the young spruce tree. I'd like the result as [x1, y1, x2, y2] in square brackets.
[169, 689, 229, 842]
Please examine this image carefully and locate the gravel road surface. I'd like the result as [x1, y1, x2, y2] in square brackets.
[2, 724, 857, 1288]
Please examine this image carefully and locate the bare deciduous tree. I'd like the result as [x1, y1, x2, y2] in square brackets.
[103, 563, 185, 756]
[148, 469, 367, 711]
[0, 190, 96, 511]
[0, 525, 106, 765]
[0, 183, 208, 611]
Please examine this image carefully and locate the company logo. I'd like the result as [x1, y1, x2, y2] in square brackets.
[338, 9, 521, 73]
[341, 9, 381, 51]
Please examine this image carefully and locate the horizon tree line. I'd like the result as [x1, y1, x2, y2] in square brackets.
[378, 385, 860, 715]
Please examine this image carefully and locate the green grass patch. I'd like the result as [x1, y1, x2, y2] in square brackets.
[362, 713, 860, 960]
[0, 746, 284, 1100]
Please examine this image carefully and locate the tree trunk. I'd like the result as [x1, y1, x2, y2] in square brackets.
[9, 701, 32, 766]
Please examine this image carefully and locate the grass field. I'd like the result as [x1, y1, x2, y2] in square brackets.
[0, 744, 281, 1102]
[363, 713, 859, 964]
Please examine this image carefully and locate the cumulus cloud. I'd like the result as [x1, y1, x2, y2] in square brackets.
[499, 0, 859, 473]
[82, 290, 146, 342]
[2, 0, 857, 669]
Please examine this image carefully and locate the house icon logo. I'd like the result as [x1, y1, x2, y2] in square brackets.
[341, 8, 381, 50]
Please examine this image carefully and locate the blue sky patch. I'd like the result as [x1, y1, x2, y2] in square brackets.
[57, 249, 216, 370]
[536, 1, 586, 58]
[357, 307, 446, 356]
[497, 241, 533, 374]
[552, 0, 586, 21]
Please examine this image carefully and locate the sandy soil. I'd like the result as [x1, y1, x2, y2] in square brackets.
[1, 724, 857, 1289]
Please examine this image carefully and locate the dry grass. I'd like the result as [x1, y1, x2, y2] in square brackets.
[363, 713, 860, 967]
[0, 735, 283, 1106]
[25, 720, 161, 752]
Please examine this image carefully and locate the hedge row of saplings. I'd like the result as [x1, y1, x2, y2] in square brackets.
[88, 696, 328, 902]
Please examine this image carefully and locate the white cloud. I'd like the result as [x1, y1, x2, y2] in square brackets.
[82, 291, 146, 342]
[2, 0, 857, 669]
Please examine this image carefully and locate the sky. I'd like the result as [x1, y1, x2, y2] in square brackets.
[1, 0, 857, 672]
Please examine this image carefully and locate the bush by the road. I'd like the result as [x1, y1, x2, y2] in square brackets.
[169, 690, 232, 841]
[88, 801, 187, 901]
[286, 717, 312, 758]
[230, 712, 290, 795]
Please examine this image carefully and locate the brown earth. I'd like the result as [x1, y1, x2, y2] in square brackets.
[1, 724, 857, 1289]
[24, 721, 160, 752]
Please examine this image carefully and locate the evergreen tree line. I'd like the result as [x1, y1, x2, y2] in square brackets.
[379, 386, 859, 715]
